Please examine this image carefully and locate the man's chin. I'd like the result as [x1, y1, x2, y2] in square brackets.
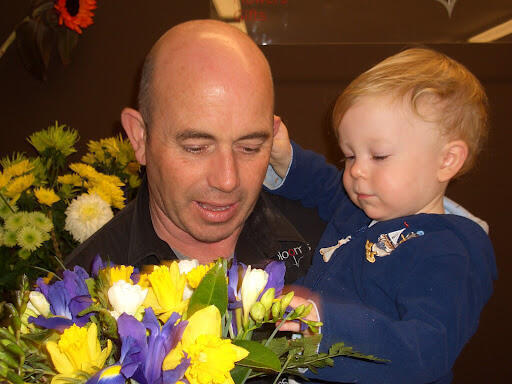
[188, 223, 243, 244]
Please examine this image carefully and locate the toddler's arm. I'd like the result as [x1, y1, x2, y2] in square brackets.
[265, 119, 348, 222]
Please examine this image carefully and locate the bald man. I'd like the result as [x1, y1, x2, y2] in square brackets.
[65, 20, 326, 283]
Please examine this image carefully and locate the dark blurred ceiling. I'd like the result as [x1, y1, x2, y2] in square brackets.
[211, 0, 512, 44]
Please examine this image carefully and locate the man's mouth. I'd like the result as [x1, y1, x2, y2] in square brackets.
[195, 201, 239, 223]
[197, 202, 233, 211]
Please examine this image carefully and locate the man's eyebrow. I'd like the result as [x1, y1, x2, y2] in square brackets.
[236, 132, 271, 141]
[175, 130, 215, 141]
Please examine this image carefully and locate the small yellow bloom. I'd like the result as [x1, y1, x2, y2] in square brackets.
[46, 323, 112, 383]
[57, 174, 83, 187]
[109, 265, 134, 285]
[0, 172, 12, 189]
[89, 181, 125, 209]
[69, 163, 99, 180]
[5, 174, 34, 198]
[4, 160, 33, 178]
[144, 263, 188, 322]
[34, 187, 60, 206]
[186, 263, 214, 289]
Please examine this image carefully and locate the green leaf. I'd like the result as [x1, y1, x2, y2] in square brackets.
[230, 365, 251, 384]
[16, 19, 46, 80]
[233, 340, 281, 372]
[187, 260, 227, 317]
[328, 342, 389, 362]
[57, 27, 79, 65]
[265, 337, 289, 358]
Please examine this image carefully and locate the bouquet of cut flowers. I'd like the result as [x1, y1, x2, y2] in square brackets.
[0, 122, 141, 294]
[0, 256, 386, 384]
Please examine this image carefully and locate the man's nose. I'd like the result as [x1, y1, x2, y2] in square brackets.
[208, 149, 239, 192]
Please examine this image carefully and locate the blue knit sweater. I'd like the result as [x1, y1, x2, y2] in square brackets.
[266, 143, 497, 383]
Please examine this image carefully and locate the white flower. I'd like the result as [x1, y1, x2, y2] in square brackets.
[65, 193, 113, 243]
[178, 259, 199, 300]
[108, 280, 148, 319]
[178, 259, 199, 274]
[28, 291, 50, 317]
[241, 266, 268, 325]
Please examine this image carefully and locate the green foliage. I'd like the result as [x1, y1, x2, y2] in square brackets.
[187, 260, 228, 318]
[233, 340, 281, 372]
[27, 122, 78, 158]
[0, 278, 56, 383]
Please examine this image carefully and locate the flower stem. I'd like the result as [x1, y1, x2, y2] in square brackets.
[47, 211, 63, 262]
[0, 192, 15, 213]
[0, 16, 29, 60]
[0, 30, 16, 59]
[272, 351, 294, 384]
[264, 310, 294, 347]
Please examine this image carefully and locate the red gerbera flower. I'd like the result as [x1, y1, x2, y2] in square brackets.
[54, 0, 97, 34]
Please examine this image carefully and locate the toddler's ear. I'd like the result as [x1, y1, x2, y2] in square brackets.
[438, 140, 468, 182]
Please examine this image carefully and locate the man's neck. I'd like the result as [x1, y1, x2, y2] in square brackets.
[149, 199, 240, 264]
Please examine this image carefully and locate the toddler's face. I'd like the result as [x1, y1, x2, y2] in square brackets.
[337, 95, 446, 221]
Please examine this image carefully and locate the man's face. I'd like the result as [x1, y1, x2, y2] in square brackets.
[144, 75, 274, 244]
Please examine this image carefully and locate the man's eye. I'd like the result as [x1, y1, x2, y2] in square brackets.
[372, 155, 389, 161]
[242, 147, 260, 154]
[344, 155, 355, 161]
[184, 145, 207, 154]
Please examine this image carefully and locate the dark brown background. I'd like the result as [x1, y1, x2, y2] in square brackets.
[1, 1, 510, 381]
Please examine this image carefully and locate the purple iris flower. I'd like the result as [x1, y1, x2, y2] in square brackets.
[29, 266, 93, 332]
[227, 258, 246, 310]
[261, 261, 286, 298]
[88, 308, 189, 384]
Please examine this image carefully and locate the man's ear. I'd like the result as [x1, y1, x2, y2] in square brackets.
[273, 115, 281, 137]
[438, 140, 468, 182]
[121, 108, 147, 166]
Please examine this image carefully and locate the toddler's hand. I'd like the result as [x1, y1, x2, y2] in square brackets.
[271, 115, 292, 178]
[277, 285, 321, 334]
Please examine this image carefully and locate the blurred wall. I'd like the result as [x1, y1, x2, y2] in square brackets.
[1, 1, 510, 381]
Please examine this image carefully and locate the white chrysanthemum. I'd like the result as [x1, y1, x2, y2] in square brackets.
[65, 193, 113, 243]
[29, 212, 53, 233]
[17, 226, 44, 251]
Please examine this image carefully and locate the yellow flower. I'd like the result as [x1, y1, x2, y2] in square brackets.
[69, 163, 99, 180]
[109, 265, 134, 285]
[34, 187, 60, 206]
[57, 174, 83, 187]
[5, 174, 34, 198]
[88, 180, 125, 209]
[0, 172, 12, 189]
[3, 159, 33, 178]
[143, 263, 188, 322]
[186, 263, 214, 289]
[46, 323, 112, 383]
[163, 306, 248, 384]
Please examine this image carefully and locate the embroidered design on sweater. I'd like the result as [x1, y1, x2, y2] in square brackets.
[365, 228, 424, 263]
[320, 236, 352, 262]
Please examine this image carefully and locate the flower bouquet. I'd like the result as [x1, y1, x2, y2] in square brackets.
[0, 257, 386, 384]
[0, 122, 141, 294]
